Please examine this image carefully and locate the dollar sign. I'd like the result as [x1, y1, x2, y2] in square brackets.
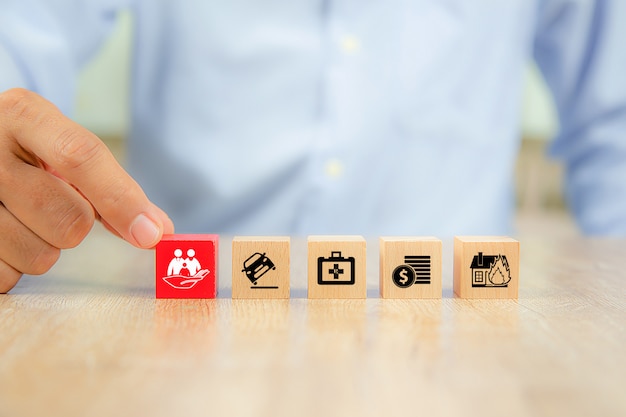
[399, 269, 409, 285]
[392, 265, 415, 288]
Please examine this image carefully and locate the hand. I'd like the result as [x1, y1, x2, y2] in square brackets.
[0, 89, 174, 292]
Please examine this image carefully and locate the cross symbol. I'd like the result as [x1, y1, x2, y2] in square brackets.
[328, 263, 344, 279]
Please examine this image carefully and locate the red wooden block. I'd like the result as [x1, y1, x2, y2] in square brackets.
[155, 234, 219, 299]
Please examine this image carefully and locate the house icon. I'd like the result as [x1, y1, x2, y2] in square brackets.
[470, 252, 511, 287]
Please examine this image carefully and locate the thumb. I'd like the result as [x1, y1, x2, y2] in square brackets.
[8, 89, 174, 248]
[100, 205, 174, 248]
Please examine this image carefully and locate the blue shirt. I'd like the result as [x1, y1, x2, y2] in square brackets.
[2, 0, 626, 236]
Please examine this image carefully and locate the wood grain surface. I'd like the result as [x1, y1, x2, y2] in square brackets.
[0, 225, 625, 417]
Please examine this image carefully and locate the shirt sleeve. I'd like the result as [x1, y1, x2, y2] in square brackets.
[534, 0, 626, 235]
[0, 0, 130, 114]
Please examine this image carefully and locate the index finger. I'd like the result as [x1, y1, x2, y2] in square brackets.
[2, 89, 174, 248]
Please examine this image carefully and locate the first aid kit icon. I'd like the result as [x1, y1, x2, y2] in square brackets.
[317, 251, 356, 285]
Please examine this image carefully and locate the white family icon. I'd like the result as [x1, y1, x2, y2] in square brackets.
[163, 248, 210, 289]
[168, 249, 202, 276]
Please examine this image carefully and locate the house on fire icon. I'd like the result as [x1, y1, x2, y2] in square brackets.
[470, 252, 511, 287]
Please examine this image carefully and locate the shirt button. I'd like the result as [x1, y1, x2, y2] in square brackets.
[340, 35, 360, 53]
[325, 159, 344, 179]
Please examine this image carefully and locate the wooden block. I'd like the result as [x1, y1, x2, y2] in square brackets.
[232, 236, 290, 299]
[379, 237, 442, 299]
[307, 236, 366, 299]
[155, 234, 218, 299]
[453, 236, 519, 299]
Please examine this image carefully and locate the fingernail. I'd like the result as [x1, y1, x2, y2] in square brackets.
[130, 214, 161, 248]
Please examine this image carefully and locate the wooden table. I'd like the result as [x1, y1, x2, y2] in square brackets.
[1, 225, 625, 417]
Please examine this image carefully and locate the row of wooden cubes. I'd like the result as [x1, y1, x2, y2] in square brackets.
[155, 235, 519, 299]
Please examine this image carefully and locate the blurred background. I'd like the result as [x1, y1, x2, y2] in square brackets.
[74, 12, 577, 237]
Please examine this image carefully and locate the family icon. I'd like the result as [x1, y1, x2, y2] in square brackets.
[156, 234, 219, 299]
[162, 248, 210, 290]
[168, 249, 202, 276]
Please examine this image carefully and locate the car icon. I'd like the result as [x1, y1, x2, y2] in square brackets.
[242, 252, 276, 285]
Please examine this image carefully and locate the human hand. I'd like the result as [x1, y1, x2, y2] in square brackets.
[0, 89, 174, 292]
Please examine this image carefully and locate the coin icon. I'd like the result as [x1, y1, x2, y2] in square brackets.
[392, 265, 415, 288]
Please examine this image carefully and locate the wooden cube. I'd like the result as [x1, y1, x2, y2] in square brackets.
[307, 236, 366, 299]
[232, 236, 290, 299]
[453, 236, 519, 299]
[379, 237, 442, 299]
[156, 234, 219, 299]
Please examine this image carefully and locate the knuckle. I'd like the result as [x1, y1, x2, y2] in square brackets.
[52, 128, 104, 171]
[54, 202, 95, 248]
[0, 88, 37, 120]
[100, 178, 135, 212]
[25, 244, 60, 275]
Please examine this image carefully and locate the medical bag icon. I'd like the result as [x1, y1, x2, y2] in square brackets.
[317, 251, 355, 285]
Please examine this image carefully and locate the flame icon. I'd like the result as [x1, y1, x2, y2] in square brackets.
[487, 255, 511, 286]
